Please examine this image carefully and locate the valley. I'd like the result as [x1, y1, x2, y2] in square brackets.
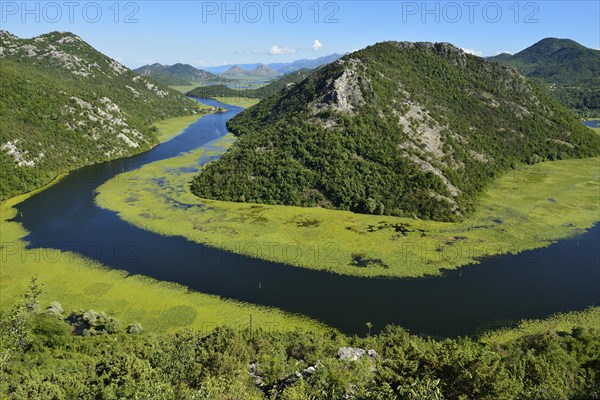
[5, 97, 597, 339]
[1, 16, 599, 398]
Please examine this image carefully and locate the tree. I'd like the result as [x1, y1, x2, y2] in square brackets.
[46, 301, 64, 317]
[0, 278, 43, 371]
[365, 198, 377, 214]
[126, 322, 143, 334]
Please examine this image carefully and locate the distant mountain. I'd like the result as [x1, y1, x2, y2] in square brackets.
[134, 63, 221, 86]
[188, 69, 313, 99]
[488, 38, 600, 116]
[251, 69, 312, 97]
[488, 38, 599, 86]
[247, 64, 280, 77]
[221, 65, 248, 76]
[220, 64, 280, 78]
[489, 53, 513, 62]
[205, 63, 261, 74]
[273, 53, 343, 74]
[191, 41, 599, 221]
[0, 30, 202, 199]
[204, 54, 342, 75]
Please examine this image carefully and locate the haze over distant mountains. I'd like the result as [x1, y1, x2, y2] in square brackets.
[222, 63, 280, 78]
[134, 53, 343, 85]
[204, 53, 343, 74]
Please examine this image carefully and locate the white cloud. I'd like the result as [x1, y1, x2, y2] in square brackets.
[268, 45, 295, 55]
[312, 39, 323, 51]
[461, 48, 483, 57]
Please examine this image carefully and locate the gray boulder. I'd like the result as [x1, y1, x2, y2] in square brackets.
[338, 347, 366, 361]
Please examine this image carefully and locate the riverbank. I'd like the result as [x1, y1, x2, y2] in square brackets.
[154, 114, 206, 143]
[482, 307, 600, 344]
[0, 114, 327, 334]
[96, 126, 600, 278]
[584, 118, 600, 134]
[213, 97, 260, 108]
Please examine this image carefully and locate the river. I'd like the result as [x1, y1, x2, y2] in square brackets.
[14, 99, 600, 337]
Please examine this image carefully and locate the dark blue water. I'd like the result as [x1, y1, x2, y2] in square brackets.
[14, 99, 600, 337]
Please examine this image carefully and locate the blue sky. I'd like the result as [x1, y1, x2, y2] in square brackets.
[2, 1, 599, 68]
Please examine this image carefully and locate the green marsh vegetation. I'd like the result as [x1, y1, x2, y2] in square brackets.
[169, 84, 203, 93]
[213, 97, 261, 108]
[0, 116, 325, 335]
[154, 114, 207, 142]
[1, 282, 599, 399]
[96, 128, 600, 278]
[0, 190, 324, 335]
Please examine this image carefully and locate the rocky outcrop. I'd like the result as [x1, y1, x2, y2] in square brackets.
[337, 347, 378, 361]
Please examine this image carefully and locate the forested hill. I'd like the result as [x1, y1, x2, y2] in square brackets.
[191, 41, 600, 221]
[133, 63, 223, 86]
[489, 38, 599, 86]
[488, 38, 600, 116]
[0, 31, 202, 199]
[187, 69, 313, 99]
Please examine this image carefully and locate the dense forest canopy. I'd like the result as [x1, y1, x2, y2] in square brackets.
[192, 41, 600, 221]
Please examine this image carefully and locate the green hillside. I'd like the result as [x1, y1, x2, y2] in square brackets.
[187, 69, 313, 100]
[191, 41, 600, 221]
[134, 63, 224, 86]
[489, 38, 600, 116]
[0, 31, 203, 199]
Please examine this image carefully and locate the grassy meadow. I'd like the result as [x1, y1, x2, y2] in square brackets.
[96, 127, 600, 278]
[0, 116, 327, 334]
[214, 97, 261, 108]
[482, 307, 600, 344]
[154, 114, 206, 142]
[168, 85, 202, 93]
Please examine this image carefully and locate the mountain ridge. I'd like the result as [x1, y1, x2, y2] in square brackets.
[488, 37, 600, 116]
[202, 53, 343, 74]
[221, 63, 280, 77]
